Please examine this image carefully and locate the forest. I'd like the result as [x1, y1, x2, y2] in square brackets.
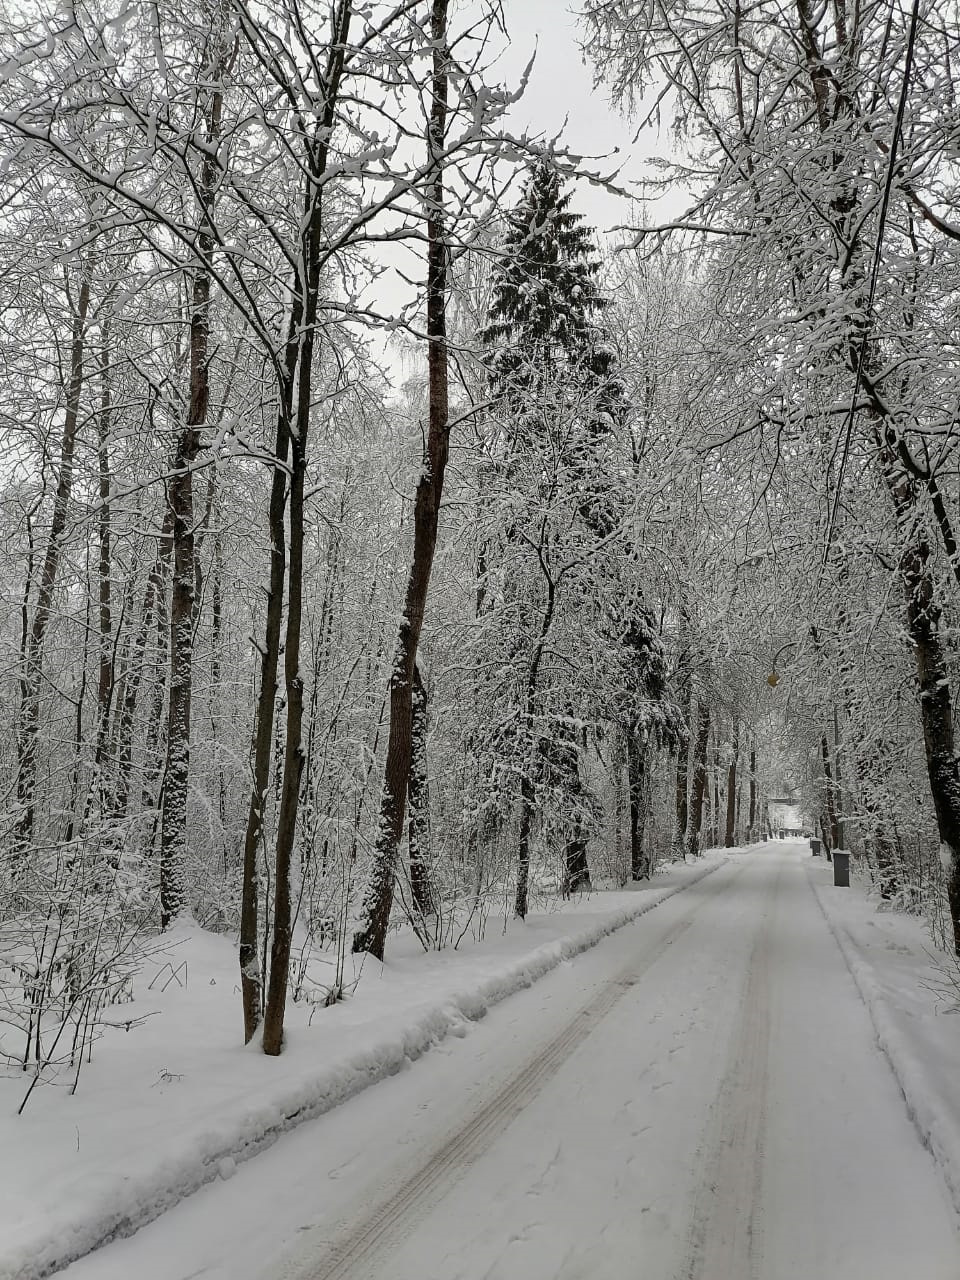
[1, 0, 959, 1080]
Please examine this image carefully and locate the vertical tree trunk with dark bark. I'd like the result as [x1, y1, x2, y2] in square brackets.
[352, 0, 450, 960]
[894, 516, 960, 951]
[748, 743, 757, 841]
[725, 718, 740, 848]
[686, 699, 710, 857]
[238, 406, 288, 1040]
[240, 2, 354, 1047]
[563, 817, 591, 897]
[93, 326, 113, 811]
[261, 350, 311, 1054]
[671, 663, 691, 860]
[821, 734, 838, 861]
[627, 731, 648, 879]
[407, 662, 433, 916]
[261, 4, 355, 1055]
[159, 38, 229, 928]
[516, 773, 535, 917]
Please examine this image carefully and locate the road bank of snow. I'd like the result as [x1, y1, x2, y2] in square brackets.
[808, 856, 960, 1222]
[1, 856, 723, 1280]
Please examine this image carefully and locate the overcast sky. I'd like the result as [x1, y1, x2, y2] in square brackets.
[373, 2, 675, 380]
[494, 1, 656, 236]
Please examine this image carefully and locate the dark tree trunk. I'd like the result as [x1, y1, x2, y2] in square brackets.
[407, 662, 433, 916]
[261, 351, 311, 1054]
[94, 326, 114, 810]
[820, 734, 838, 862]
[748, 744, 757, 841]
[159, 38, 229, 928]
[627, 732, 648, 879]
[687, 699, 710, 857]
[821, 733, 840, 855]
[897, 524, 960, 951]
[563, 819, 591, 897]
[516, 772, 535, 919]
[261, 4, 355, 1055]
[672, 664, 691, 860]
[353, 0, 449, 960]
[724, 718, 740, 848]
[238, 402, 288, 1040]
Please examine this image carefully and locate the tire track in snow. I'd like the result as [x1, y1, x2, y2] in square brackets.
[680, 858, 781, 1280]
[293, 864, 745, 1280]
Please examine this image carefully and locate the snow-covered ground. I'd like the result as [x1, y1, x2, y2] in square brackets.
[44, 841, 960, 1280]
[8, 842, 960, 1279]
[808, 852, 960, 1222]
[1, 856, 723, 1280]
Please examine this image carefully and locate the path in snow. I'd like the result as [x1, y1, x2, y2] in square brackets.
[64, 844, 959, 1280]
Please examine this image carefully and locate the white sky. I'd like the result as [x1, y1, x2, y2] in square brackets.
[494, 0, 663, 236]
[376, 0, 677, 383]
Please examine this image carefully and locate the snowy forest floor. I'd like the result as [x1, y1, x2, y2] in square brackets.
[5, 842, 960, 1279]
[2, 856, 723, 1280]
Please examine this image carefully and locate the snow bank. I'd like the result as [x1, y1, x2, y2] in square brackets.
[808, 861, 960, 1221]
[1, 858, 722, 1280]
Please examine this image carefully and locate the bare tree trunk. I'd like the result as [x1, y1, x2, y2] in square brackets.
[516, 772, 535, 917]
[16, 267, 91, 848]
[725, 718, 740, 848]
[238, 407, 288, 1040]
[94, 324, 113, 812]
[513, 572, 558, 919]
[671, 663, 691, 860]
[260, 3, 358, 1052]
[407, 662, 433, 916]
[886, 492, 960, 951]
[159, 37, 230, 928]
[748, 743, 757, 841]
[687, 699, 710, 856]
[627, 731, 648, 880]
[821, 734, 838, 861]
[353, 0, 451, 959]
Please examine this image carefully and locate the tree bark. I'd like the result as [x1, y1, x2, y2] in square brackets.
[687, 698, 710, 857]
[821, 734, 838, 861]
[627, 731, 648, 879]
[260, 2, 354, 1054]
[407, 662, 433, 916]
[725, 718, 740, 848]
[890, 503, 960, 951]
[747, 743, 756, 841]
[352, 0, 450, 959]
[93, 325, 114, 812]
[671, 662, 691, 860]
[159, 33, 229, 928]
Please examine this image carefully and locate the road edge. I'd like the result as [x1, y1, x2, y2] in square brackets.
[20, 857, 726, 1280]
[806, 864, 960, 1226]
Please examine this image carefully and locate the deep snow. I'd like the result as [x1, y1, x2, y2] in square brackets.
[51, 842, 960, 1280]
[1, 857, 723, 1280]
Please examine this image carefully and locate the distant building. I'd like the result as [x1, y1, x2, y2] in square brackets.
[767, 797, 806, 838]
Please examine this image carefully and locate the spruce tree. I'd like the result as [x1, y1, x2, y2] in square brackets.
[478, 157, 678, 902]
[481, 157, 621, 434]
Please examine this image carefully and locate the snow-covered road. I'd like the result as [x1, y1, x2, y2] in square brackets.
[64, 844, 959, 1279]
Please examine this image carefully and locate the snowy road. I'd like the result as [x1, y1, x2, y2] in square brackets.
[64, 844, 959, 1279]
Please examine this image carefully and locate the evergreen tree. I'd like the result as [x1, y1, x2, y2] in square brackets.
[482, 157, 622, 437]
[478, 157, 668, 908]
